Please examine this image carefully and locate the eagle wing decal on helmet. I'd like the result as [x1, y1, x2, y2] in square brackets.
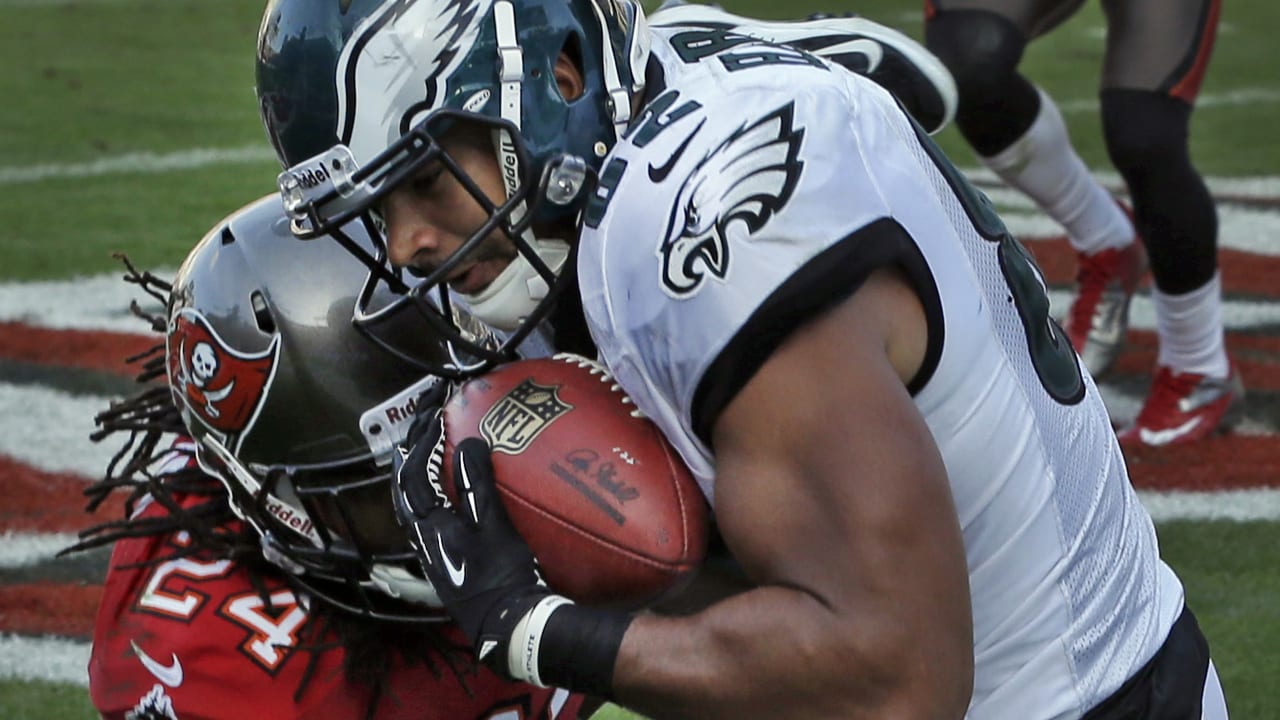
[337, 0, 490, 163]
[659, 103, 804, 297]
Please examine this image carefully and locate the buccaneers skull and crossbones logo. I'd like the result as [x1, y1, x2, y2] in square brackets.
[167, 308, 279, 436]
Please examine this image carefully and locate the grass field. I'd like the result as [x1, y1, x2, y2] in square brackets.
[0, 0, 1277, 718]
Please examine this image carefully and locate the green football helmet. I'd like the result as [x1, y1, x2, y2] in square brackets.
[255, 0, 650, 372]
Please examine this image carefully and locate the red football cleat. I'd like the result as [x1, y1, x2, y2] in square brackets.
[1064, 224, 1147, 379]
[1118, 364, 1245, 447]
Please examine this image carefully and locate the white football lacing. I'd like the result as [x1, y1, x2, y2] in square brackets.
[552, 353, 646, 418]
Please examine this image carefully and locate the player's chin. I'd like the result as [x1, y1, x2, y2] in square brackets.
[452, 252, 516, 295]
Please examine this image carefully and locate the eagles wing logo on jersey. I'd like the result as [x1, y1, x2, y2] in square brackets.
[658, 103, 804, 297]
[336, 0, 487, 162]
[167, 308, 280, 441]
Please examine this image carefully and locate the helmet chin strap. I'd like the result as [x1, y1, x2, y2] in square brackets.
[589, 0, 652, 137]
[486, 1, 571, 333]
[476, 0, 646, 331]
[493, 0, 526, 207]
[461, 237, 570, 331]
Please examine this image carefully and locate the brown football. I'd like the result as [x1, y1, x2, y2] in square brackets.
[440, 353, 709, 609]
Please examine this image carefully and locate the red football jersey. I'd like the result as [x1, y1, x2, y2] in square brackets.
[89, 493, 588, 720]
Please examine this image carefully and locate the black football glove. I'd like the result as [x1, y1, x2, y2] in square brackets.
[392, 403, 633, 694]
[394, 425, 554, 673]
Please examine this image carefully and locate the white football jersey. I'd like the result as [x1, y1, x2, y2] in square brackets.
[575, 27, 1184, 719]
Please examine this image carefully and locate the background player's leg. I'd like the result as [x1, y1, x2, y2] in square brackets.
[925, 1, 1143, 378]
[1101, 0, 1241, 446]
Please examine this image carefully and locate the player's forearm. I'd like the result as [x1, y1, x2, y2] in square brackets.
[607, 585, 968, 720]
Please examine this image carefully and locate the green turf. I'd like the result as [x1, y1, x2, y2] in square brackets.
[690, 0, 1280, 176]
[1158, 520, 1280, 720]
[1, 0, 273, 280]
[3, 0, 1278, 280]
[4, 162, 278, 278]
[0, 679, 97, 720]
[0, 0, 267, 164]
[1, 0, 1277, 717]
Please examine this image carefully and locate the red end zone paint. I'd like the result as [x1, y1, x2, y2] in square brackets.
[0, 456, 123, 533]
[1126, 435, 1280, 491]
[1108, 331, 1280, 394]
[0, 322, 156, 377]
[1028, 238, 1280, 298]
[0, 583, 101, 638]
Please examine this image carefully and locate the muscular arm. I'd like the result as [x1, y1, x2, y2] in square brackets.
[610, 268, 974, 719]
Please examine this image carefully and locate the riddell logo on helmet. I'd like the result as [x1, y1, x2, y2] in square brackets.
[290, 164, 331, 190]
[382, 396, 420, 426]
[264, 495, 315, 539]
[499, 136, 520, 198]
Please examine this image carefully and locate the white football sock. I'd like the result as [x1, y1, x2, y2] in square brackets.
[1154, 272, 1230, 378]
[981, 88, 1135, 255]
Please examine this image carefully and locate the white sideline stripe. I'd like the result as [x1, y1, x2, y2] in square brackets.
[0, 480, 1273, 575]
[0, 634, 89, 687]
[0, 371, 1271, 488]
[963, 166, 1280, 202]
[1059, 87, 1280, 115]
[965, 166, 1280, 200]
[0, 138, 1273, 193]
[1011, 204, 1280, 258]
[0, 271, 170, 332]
[1045, 288, 1280, 332]
[3, 268, 1278, 336]
[0, 384, 121, 478]
[1139, 488, 1280, 523]
[0, 495, 1267, 693]
[0, 531, 81, 569]
[0, 146, 276, 185]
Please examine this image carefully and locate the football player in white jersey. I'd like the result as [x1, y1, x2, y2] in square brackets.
[255, 1, 1228, 718]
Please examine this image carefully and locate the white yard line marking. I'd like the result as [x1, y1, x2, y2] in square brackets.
[0, 384, 126, 478]
[0, 271, 171, 332]
[5, 267, 1279, 335]
[0, 531, 81, 569]
[1139, 488, 1280, 523]
[0, 146, 276, 185]
[1058, 87, 1280, 115]
[0, 634, 89, 687]
[1044, 289, 1280, 333]
[1011, 204, 1280, 257]
[967, 167, 1280, 204]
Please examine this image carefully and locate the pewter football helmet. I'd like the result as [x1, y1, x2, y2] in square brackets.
[167, 193, 457, 622]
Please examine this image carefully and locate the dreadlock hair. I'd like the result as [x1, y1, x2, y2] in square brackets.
[60, 255, 479, 719]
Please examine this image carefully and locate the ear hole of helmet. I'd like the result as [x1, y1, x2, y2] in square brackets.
[562, 32, 584, 76]
[557, 35, 585, 102]
[250, 291, 276, 334]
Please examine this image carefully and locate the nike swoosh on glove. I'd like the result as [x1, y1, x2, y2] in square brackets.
[393, 423, 557, 680]
[393, 388, 632, 695]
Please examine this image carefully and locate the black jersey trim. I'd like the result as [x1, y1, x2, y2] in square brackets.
[1081, 605, 1211, 720]
[690, 217, 944, 448]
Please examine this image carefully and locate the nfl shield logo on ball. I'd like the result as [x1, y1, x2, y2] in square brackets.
[481, 379, 574, 454]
